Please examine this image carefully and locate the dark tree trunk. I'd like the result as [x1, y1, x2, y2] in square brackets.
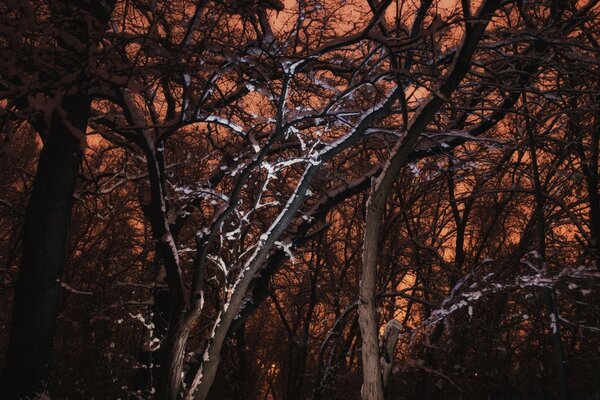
[1, 3, 115, 396]
[133, 283, 172, 395]
[525, 96, 570, 400]
[1, 95, 91, 399]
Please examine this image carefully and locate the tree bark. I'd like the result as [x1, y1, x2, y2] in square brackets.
[380, 319, 401, 389]
[1, 95, 90, 399]
[158, 314, 195, 400]
[358, 2, 498, 399]
[1, 2, 115, 397]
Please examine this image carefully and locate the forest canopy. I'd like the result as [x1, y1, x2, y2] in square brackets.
[0, 0, 599, 399]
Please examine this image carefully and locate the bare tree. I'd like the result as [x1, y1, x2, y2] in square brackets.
[0, 1, 116, 397]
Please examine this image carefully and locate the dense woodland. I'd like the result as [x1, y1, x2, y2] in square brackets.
[1, 0, 599, 399]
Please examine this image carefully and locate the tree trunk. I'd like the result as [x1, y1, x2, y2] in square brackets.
[583, 85, 600, 270]
[381, 319, 401, 389]
[159, 314, 194, 400]
[525, 100, 570, 400]
[1, 2, 115, 397]
[1, 95, 90, 399]
[358, 3, 498, 398]
[360, 197, 386, 400]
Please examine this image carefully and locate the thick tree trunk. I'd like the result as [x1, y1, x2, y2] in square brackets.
[1, 2, 115, 397]
[1, 95, 90, 399]
[359, 197, 386, 400]
[159, 314, 194, 400]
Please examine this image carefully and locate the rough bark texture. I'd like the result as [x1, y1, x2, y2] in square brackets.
[159, 315, 194, 400]
[381, 319, 401, 388]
